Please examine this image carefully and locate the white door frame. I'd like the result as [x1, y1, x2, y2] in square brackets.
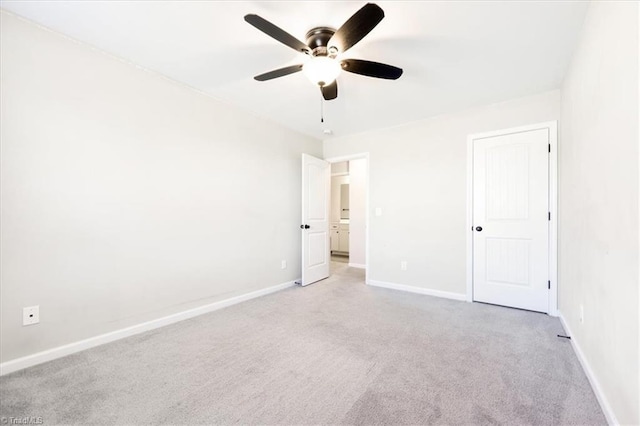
[324, 153, 370, 284]
[466, 121, 558, 316]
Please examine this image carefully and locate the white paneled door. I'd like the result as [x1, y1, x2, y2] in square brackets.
[473, 128, 549, 312]
[301, 154, 330, 286]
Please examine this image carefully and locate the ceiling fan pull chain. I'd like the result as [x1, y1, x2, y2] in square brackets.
[320, 94, 324, 123]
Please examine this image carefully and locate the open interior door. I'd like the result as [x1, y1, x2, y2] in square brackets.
[301, 154, 330, 286]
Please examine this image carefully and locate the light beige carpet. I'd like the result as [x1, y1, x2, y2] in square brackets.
[0, 263, 605, 425]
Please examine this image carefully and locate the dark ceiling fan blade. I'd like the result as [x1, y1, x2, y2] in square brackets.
[341, 59, 403, 80]
[328, 3, 384, 53]
[321, 81, 338, 100]
[244, 14, 311, 54]
[254, 64, 303, 81]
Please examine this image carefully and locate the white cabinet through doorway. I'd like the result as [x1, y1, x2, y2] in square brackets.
[331, 223, 349, 253]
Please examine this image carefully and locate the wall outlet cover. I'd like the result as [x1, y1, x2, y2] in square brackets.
[23, 305, 40, 326]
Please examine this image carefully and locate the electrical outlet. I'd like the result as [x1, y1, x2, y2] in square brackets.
[579, 304, 584, 324]
[281, 260, 287, 269]
[400, 261, 407, 271]
[23, 306, 39, 326]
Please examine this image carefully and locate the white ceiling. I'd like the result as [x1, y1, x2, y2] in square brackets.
[1, 1, 588, 140]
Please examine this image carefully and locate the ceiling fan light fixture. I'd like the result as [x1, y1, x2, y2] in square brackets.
[245, 3, 401, 101]
[302, 56, 342, 87]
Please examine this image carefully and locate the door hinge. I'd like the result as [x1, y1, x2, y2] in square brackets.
[548, 143, 551, 153]
[548, 280, 551, 290]
[548, 212, 551, 221]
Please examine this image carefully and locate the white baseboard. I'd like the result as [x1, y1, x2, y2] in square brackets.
[367, 280, 467, 301]
[558, 312, 618, 426]
[0, 279, 298, 376]
[348, 263, 366, 269]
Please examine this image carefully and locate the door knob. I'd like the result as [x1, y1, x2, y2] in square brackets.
[300, 224, 310, 229]
[475, 226, 483, 232]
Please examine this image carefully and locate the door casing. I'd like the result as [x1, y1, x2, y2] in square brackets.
[466, 121, 558, 316]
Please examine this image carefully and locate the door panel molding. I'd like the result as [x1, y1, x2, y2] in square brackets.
[466, 121, 558, 316]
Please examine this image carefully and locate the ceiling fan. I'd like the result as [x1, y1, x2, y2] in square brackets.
[244, 3, 403, 101]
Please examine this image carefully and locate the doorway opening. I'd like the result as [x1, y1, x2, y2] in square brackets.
[300, 153, 368, 286]
[326, 155, 369, 279]
[329, 161, 350, 265]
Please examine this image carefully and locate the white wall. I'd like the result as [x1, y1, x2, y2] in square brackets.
[348, 159, 366, 268]
[331, 161, 348, 175]
[0, 12, 322, 364]
[324, 91, 560, 296]
[559, 2, 639, 424]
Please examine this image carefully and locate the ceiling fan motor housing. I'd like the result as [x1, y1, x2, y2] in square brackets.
[305, 27, 337, 57]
